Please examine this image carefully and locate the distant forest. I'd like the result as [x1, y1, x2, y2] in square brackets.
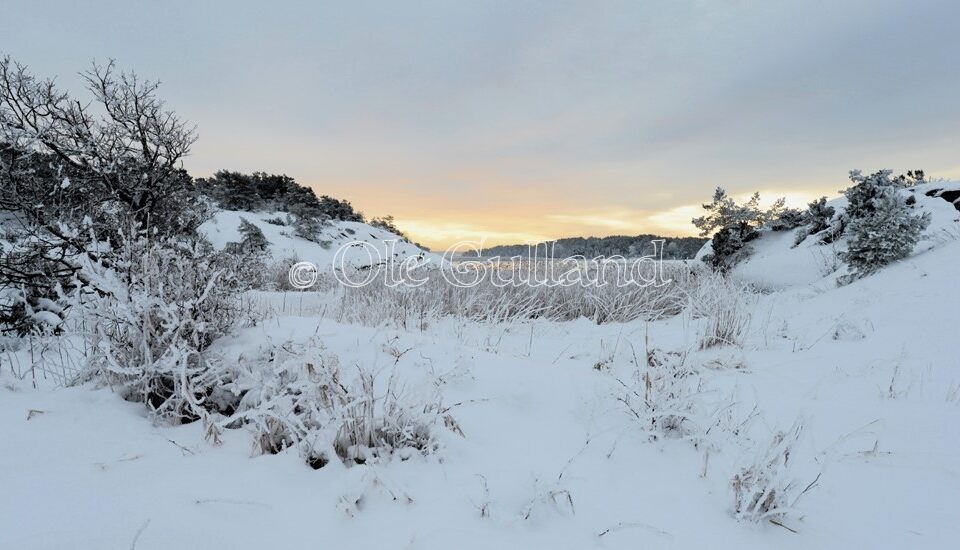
[479, 235, 707, 259]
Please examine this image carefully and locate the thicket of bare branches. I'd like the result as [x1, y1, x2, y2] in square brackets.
[0, 55, 204, 334]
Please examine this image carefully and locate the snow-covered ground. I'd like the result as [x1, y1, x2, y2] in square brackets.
[2, 191, 960, 549]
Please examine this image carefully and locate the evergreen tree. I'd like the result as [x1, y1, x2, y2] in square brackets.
[233, 218, 270, 253]
[223, 218, 271, 288]
[318, 195, 364, 222]
[692, 188, 765, 271]
[287, 203, 326, 242]
[764, 197, 806, 231]
[839, 171, 930, 283]
[692, 188, 763, 237]
[793, 196, 837, 246]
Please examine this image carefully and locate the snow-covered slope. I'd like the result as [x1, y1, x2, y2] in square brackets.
[3, 189, 960, 549]
[701, 181, 960, 289]
[199, 210, 443, 270]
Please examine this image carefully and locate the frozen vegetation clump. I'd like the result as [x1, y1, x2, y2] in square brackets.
[222, 338, 459, 468]
[616, 345, 704, 440]
[731, 420, 817, 527]
[687, 272, 755, 349]
[79, 234, 250, 424]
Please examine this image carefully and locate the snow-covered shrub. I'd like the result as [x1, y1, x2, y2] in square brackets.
[897, 169, 927, 186]
[688, 273, 754, 349]
[839, 170, 931, 283]
[224, 338, 457, 468]
[264, 254, 302, 291]
[80, 235, 248, 423]
[707, 225, 759, 271]
[0, 208, 87, 336]
[731, 421, 812, 525]
[844, 169, 899, 216]
[617, 347, 703, 439]
[0, 252, 70, 336]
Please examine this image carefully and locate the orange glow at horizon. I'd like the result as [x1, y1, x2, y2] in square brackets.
[318, 186, 836, 252]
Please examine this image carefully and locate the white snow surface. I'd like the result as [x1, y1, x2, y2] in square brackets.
[2, 192, 960, 549]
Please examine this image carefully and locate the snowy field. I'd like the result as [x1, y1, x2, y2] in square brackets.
[3, 190, 959, 549]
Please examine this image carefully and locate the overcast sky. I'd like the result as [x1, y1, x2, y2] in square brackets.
[4, 1, 960, 248]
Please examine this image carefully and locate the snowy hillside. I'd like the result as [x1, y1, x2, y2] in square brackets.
[199, 210, 441, 270]
[699, 181, 960, 289]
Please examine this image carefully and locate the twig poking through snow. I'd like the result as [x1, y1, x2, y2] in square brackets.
[598, 521, 672, 539]
[129, 519, 150, 550]
[165, 438, 195, 456]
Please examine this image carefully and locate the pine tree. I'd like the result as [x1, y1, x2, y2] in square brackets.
[839, 184, 930, 284]
[793, 196, 837, 246]
[236, 218, 270, 253]
[222, 219, 271, 288]
[755, 196, 805, 231]
[692, 188, 763, 237]
[692, 188, 765, 270]
[844, 170, 903, 217]
[288, 205, 326, 242]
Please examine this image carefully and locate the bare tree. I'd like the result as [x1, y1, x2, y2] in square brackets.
[0, 56, 199, 228]
[0, 55, 203, 333]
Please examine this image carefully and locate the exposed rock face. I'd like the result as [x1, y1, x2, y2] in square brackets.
[923, 187, 960, 211]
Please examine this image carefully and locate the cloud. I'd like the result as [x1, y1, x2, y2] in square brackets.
[5, 1, 959, 249]
[545, 213, 646, 232]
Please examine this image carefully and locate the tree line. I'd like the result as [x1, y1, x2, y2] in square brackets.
[481, 235, 707, 259]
